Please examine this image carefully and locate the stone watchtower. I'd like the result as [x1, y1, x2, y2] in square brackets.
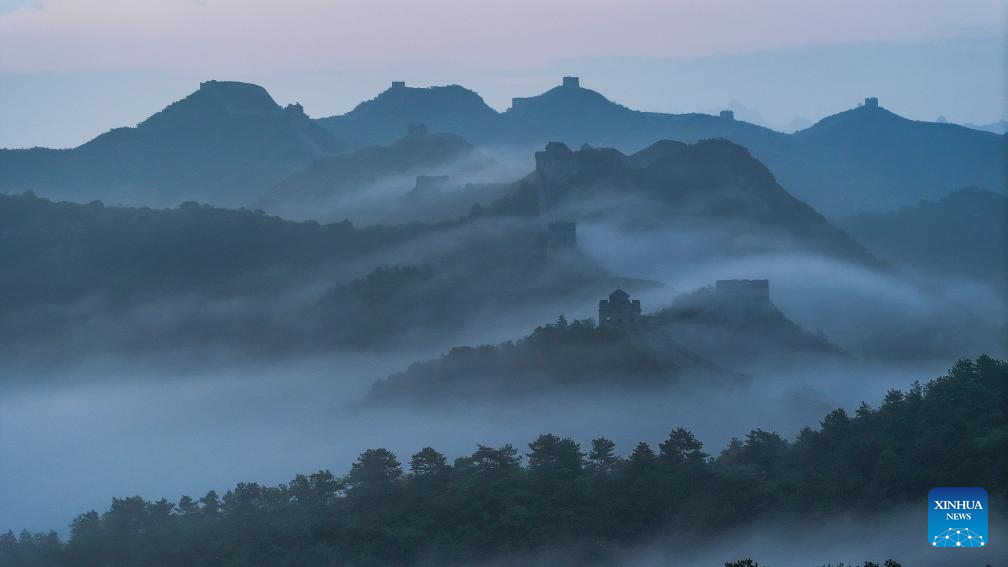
[864, 97, 879, 109]
[599, 289, 643, 330]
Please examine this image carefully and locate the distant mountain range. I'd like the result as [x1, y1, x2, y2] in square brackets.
[963, 120, 1008, 135]
[317, 79, 1005, 215]
[0, 78, 1002, 217]
[838, 186, 1007, 286]
[260, 124, 493, 222]
[0, 81, 341, 208]
[480, 139, 879, 265]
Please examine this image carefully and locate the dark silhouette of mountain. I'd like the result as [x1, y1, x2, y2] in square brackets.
[784, 102, 1006, 214]
[260, 124, 492, 221]
[318, 82, 503, 148]
[0, 192, 627, 359]
[3, 78, 1001, 217]
[318, 79, 1005, 216]
[483, 139, 879, 264]
[368, 315, 743, 403]
[964, 120, 1008, 134]
[0, 81, 341, 207]
[323, 77, 784, 165]
[838, 186, 1008, 286]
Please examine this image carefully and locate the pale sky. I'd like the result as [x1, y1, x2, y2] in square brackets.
[0, 0, 1004, 148]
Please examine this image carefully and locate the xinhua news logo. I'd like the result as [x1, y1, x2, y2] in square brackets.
[929, 487, 988, 548]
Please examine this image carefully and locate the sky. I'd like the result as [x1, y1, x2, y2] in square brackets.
[0, 0, 1004, 148]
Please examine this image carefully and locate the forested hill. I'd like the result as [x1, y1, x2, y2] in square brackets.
[838, 186, 1008, 287]
[0, 192, 619, 357]
[368, 316, 744, 403]
[0, 191, 423, 310]
[5, 356, 1003, 567]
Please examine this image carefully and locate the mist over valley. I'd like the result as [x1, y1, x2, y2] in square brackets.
[1, 22, 1005, 564]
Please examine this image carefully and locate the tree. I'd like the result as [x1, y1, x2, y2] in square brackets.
[627, 441, 657, 473]
[105, 496, 148, 537]
[527, 434, 583, 477]
[223, 483, 266, 515]
[468, 444, 521, 473]
[348, 448, 403, 485]
[0, 531, 16, 554]
[146, 498, 174, 526]
[658, 427, 708, 465]
[177, 495, 199, 515]
[410, 447, 449, 476]
[587, 437, 619, 472]
[290, 470, 343, 506]
[740, 429, 790, 478]
[68, 511, 100, 542]
[199, 490, 221, 515]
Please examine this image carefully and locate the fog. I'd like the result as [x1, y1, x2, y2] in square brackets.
[620, 507, 1008, 567]
[1, 161, 1003, 567]
[577, 221, 1008, 363]
[0, 347, 949, 537]
[258, 147, 536, 225]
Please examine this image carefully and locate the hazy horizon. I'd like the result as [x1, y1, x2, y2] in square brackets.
[0, 0, 1004, 148]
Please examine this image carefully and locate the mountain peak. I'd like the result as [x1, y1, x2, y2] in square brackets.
[319, 82, 499, 147]
[137, 80, 286, 131]
[361, 82, 494, 112]
[508, 76, 626, 115]
[193, 80, 282, 114]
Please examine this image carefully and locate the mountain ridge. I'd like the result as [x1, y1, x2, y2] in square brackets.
[2, 78, 1003, 217]
[504, 138, 881, 266]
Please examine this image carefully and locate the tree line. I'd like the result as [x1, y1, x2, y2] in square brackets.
[3, 356, 1004, 566]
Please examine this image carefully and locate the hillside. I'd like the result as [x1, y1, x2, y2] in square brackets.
[495, 139, 879, 265]
[838, 186, 1008, 286]
[318, 83, 503, 148]
[9, 356, 1004, 567]
[651, 281, 846, 372]
[0, 193, 618, 358]
[368, 316, 743, 403]
[260, 125, 493, 222]
[783, 104, 1007, 214]
[0, 81, 342, 208]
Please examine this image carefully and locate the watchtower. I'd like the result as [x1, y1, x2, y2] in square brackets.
[599, 289, 643, 330]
